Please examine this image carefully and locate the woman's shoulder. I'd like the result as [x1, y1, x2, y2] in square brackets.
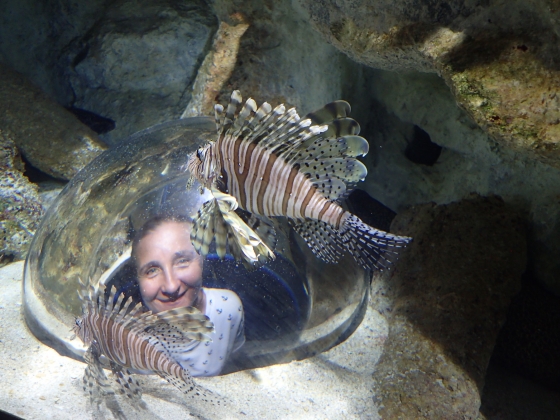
[202, 288, 244, 337]
[203, 288, 243, 318]
[203, 287, 242, 305]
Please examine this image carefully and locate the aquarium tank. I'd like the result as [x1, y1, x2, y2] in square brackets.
[22, 116, 370, 374]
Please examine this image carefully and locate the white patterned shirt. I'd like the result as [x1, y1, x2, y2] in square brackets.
[176, 288, 245, 376]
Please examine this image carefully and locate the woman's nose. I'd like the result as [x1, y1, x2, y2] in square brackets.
[161, 269, 181, 293]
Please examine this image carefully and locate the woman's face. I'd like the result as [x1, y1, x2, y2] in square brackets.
[135, 221, 203, 314]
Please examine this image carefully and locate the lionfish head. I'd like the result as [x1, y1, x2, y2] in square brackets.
[187, 144, 215, 187]
[73, 316, 88, 344]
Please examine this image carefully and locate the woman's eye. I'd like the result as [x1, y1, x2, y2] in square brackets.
[145, 267, 160, 277]
[176, 258, 190, 266]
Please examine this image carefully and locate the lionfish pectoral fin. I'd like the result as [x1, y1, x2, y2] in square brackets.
[239, 210, 277, 255]
[156, 306, 213, 326]
[186, 174, 195, 191]
[142, 309, 214, 359]
[339, 214, 412, 271]
[110, 362, 143, 402]
[148, 326, 207, 359]
[212, 187, 275, 265]
[291, 219, 344, 265]
[220, 208, 275, 267]
[153, 306, 215, 343]
[191, 199, 221, 258]
[191, 188, 275, 268]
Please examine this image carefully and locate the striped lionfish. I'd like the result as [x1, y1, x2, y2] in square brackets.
[73, 279, 216, 404]
[187, 91, 412, 270]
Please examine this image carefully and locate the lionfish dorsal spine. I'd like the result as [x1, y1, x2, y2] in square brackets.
[214, 104, 224, 133]
[190, 90, 412, 271]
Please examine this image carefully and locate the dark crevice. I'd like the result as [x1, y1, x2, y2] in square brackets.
[405, 125, 442, 166]
[20, 154, 64, 185]
[66, 106, 116, 135]
[490, 272, 560, 392]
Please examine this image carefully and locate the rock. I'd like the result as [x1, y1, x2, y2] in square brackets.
[66, 0, 217, 144]
[371, 195, 526, 419]
[443, 35, 560, 170]
[0, 64, 106, 180]
[0, 130, 44, 265]
[363, 69, 560, 295]
[0, 0, 108, 104]
[298, 0, 467, 71]
[298, 0, 560, 168]
[66, 107, 116, 135]
[191, 0, 365, 118]
[181, 15, 250, 118]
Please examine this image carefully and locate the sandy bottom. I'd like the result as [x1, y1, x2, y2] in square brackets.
[1, 261, 558, 419]
[0, 261, 384, 419]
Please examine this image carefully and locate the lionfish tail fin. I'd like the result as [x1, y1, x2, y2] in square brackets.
[339, 214, 412, 271]
[160, 370, 223, 405]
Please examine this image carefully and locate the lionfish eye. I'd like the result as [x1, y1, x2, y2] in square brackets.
[196, 149, 203, 160]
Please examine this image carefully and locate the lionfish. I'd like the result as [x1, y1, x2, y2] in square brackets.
[187, 91, 411, 270]
[73, 279, 216, 404]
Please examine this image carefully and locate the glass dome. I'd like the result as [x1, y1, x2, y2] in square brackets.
[23, 116, 370, 374]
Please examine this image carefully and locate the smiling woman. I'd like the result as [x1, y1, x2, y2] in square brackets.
[133, 215, 204, 313]
[131, 214, 245, 377]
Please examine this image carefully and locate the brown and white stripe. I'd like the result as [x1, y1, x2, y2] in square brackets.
[209, 133, 347, 229]
[75, 283, 214, 400]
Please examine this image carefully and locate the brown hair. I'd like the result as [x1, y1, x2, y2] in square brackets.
[131, 213, 194, 264]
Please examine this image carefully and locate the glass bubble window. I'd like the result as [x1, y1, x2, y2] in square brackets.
[23, 116, 370, 375]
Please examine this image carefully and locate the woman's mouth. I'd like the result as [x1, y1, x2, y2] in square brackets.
[159, 289, 187, 303]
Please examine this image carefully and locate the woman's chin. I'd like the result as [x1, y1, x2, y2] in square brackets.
[151, 295, 191, 313]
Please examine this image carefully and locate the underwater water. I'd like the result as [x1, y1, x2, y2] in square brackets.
[4, 1, 560, 418]
[11, 88, 560, 420]
[18, 113, 376, 417]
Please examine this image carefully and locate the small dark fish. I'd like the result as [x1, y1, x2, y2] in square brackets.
[187, 91, 411, 270]
[73, 279, 217, 404]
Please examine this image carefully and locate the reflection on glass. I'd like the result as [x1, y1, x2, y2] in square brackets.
[23, 117, 370, 375]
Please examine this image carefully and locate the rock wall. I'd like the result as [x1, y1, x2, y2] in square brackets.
[372, 195, 527, 419]
[0, 131, 44, 264]
[298, 0, 560, 169]
[0, 64, 106, 180]
[66, 0, 218, 144]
